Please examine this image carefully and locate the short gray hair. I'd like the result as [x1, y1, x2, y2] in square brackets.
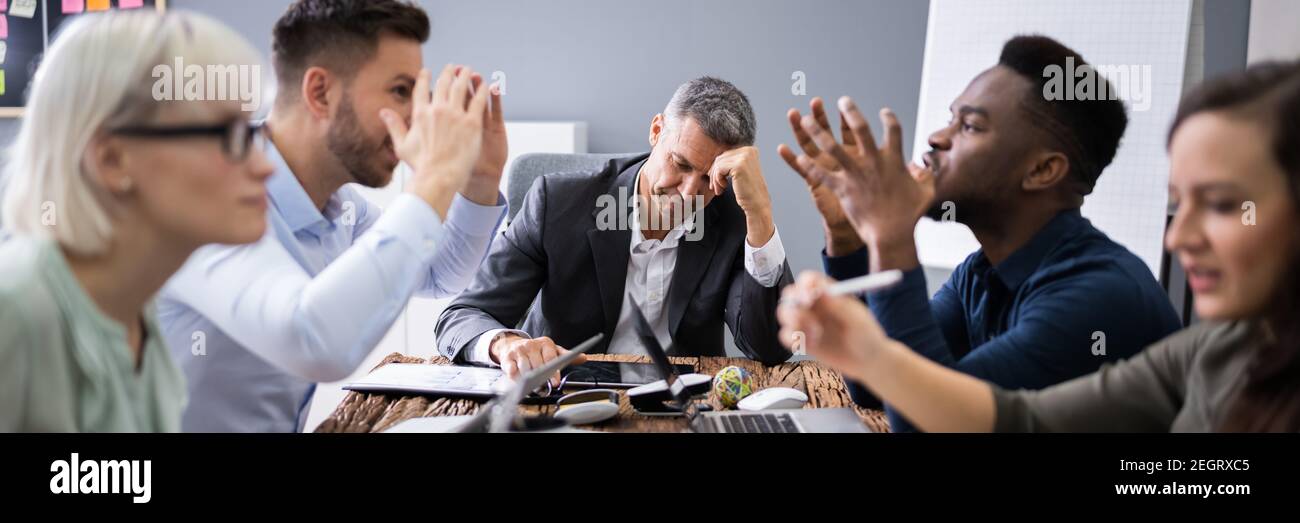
[662, 77, 756, 147]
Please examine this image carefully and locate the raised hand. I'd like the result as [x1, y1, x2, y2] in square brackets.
[787, 96, 934, 271]
[379, 64, 490, 219]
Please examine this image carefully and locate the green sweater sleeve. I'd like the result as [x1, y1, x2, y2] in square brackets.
[0, 297, 33, 432]
[992, 323, 1211, 432]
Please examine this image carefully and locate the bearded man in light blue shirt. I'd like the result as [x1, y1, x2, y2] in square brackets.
[157, 0, 507, 432]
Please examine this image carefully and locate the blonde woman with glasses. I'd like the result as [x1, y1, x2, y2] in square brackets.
[0, 11, 272, 432]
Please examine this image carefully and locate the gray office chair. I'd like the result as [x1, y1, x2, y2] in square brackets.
[505, 152, 638, 224]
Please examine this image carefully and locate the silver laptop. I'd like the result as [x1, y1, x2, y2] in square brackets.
[626, 295, 870, 434]
[691, 406, 871, 433]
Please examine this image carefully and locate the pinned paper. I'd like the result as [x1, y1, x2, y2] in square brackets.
[0, 16, 7, 39]
[120, 0, 145, 8]
[63, 0, 85, 14]
[10, 0, 33, 18]
[0, 42, 7, 65]
[1, 1, 7, 13]
[87, 0, 109, 11]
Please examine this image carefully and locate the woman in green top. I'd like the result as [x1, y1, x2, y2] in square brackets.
[777, 60, 1300, 432]
[0, 11, 272, 432]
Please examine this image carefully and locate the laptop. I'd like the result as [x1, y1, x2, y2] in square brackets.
[626, 296, 871, 433]
[384, 333, 604, 433]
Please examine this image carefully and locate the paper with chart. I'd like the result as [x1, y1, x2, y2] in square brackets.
[912, 0, 1198, 276]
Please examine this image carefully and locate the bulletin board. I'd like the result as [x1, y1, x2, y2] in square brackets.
[0, 0, 166, 117]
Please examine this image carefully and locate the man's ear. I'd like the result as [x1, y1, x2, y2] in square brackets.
[300, 66, 336, 120]
[649, 113, 665, 147]
[1022, 150, 1071, 192]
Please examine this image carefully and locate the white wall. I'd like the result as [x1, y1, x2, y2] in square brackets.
[1248, 0, 1300, 63]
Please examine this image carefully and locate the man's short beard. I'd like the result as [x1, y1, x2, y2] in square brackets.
[327, 94, 391, 188]
[924, 191, 1008, 229]
[922, 150, 949, 221]
[924, 200, 949, 221]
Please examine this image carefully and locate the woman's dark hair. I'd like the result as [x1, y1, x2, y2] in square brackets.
[1169, 60, 1300, 432]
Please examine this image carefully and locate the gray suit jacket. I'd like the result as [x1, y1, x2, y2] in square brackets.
[435, 153, 794, 365]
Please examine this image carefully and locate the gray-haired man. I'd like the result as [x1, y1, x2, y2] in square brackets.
[436, 77, 794, 384]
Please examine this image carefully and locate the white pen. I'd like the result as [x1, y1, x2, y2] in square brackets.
[825, 269, 904, 297]
[781, 269, 905, 307]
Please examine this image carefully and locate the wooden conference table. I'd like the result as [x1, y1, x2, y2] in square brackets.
[316, 353, 890, 433]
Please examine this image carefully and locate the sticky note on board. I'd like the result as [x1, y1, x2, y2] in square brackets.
[63, 0, 85, 14]
[120, 0, 146, 9]
[0, 16, 7, 39]
[1, 70, 7, 97]
[87, 0, 109, 11]
[0, 42, 7, 65]
[0, 1, 7, 13]
[10, 0, 33, 18]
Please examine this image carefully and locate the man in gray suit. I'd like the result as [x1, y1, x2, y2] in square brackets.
[436, 77, 794, 383]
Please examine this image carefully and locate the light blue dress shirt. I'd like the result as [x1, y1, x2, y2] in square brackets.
[157, 140, 505, 432]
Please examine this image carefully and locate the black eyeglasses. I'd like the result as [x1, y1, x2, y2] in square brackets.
[110, 119, 266, 162]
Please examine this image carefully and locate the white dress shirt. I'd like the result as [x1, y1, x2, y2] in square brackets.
[467, 171, 785, 369]
[156, 140, 506, 432]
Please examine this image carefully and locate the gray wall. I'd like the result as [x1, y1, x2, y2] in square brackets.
[0, 0, 1251, 278]
[0, 0, 930, 276]
[414, 0, 932, 276]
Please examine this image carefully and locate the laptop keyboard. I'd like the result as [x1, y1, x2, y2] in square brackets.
[714, 413, 800, 433]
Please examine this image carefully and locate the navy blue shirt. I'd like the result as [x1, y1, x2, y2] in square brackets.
[823, 209, 1181, 432]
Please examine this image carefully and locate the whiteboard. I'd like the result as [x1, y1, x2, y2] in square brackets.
[912, 0, 1200, 276]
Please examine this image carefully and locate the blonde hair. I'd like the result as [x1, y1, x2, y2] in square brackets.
[1, 10, 264, 255]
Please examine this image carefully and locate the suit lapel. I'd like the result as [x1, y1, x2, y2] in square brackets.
[588, 228, 630, 340]
[667, 204, 721, 337]
[588, 158, 643, 339]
